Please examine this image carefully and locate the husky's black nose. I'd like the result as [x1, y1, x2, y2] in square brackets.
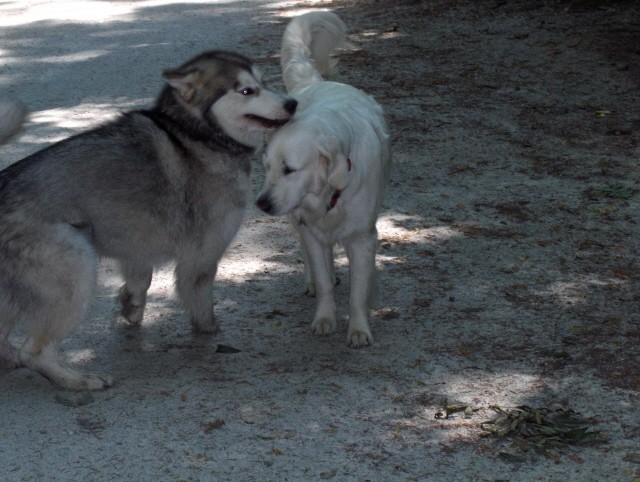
[284, 98, 297, 115]
[256, 194, 274, 214]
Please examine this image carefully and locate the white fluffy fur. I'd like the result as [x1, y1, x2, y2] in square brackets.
[257, 12, 391, 347]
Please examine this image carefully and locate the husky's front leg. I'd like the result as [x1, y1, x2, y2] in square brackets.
[298, 228, 336, 335]
[118, 263, 153, 325]
[175, 260, 219, 333]
[345, 231, 377, 347]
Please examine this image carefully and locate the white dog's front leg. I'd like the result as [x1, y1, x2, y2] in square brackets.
[345, 232, 377, 347]
[299, 229, 336, 335]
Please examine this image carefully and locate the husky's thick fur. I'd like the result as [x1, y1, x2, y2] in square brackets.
[0, 51, 297, 390]
[256, 13, 391, 347]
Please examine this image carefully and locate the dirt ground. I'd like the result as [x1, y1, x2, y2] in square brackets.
[1, 0, 639, 480]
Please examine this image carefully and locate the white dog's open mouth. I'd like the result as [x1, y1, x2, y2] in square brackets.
[245, 114, 290, 129]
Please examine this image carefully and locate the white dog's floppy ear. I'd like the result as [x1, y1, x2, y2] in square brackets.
[163, 68, 201, 102]
[327, 152, 351, 191]
[319, 138, 352, 191]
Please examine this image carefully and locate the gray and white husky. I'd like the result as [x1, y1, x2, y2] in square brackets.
[0, 51, 297, 390]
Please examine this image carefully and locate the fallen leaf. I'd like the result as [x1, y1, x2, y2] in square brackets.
[201, 419, 225, 433]
[320, 469, 337, 479]
[216, 344, 241, 354]
[623, 453, 640, 464]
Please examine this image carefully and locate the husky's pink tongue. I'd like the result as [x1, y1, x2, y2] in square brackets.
[245, 114, 289, 129]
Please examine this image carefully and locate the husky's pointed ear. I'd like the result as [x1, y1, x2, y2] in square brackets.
[163, 68, 201, 102]
[319, 139, 351, 191]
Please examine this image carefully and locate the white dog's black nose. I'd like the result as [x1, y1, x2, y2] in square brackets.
[284, 98, 297, 115]
[256, 194, 275, 214]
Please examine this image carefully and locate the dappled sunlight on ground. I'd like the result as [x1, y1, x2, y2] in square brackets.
[27, 104, 125, 140]
[539, 275, 626, 307]
[0, 0, 244, 27]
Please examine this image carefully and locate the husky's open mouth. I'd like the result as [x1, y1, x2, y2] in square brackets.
[245, 114, 290, 129]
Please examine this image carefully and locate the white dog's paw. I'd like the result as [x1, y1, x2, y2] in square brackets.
[312, 316, 337, 335]
[347, 312, 373, 347]
[191, 317, 221, 334]
[347, 327, 373, 348]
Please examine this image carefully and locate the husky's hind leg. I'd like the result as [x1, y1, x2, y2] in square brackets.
[118, 263, 153, 325]
[20, 342, 113, 391]
[10, 224, 114, 390]
[0, 318, 20, 368]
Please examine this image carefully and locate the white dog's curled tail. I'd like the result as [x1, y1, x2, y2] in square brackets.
[0, 99, 27, 145]
[281, 11, 347, 93]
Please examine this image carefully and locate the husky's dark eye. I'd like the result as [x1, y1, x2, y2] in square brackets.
[283, 165, 295, 176]
[240, 87, 256, 96]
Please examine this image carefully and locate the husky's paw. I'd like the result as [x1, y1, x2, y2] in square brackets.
[0, 343, 21, 369]
[71, 373, 115, 391]
[312, 316, 337, 335]
[48, 367, 115, 391]
[20, 345, 114, 391]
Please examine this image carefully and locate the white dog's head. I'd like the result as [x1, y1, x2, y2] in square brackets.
[256, 121, 352, 216]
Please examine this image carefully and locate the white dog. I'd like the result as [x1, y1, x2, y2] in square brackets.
[256, 12, 391, 347]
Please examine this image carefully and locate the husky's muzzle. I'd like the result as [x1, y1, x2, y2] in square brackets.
[245, 98, 297, 128]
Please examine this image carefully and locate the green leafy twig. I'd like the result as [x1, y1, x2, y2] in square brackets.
[480, 405, 607, 449]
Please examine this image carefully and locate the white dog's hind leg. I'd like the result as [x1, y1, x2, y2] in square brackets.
[299, 229, 337, 335]
[297, 228, 316, 296]
[300, 241, 336, 296]
[345, 232, 377, 347]
[293, 223, 336, 296]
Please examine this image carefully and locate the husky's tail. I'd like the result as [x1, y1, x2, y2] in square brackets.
[281, 11, 347, 93]
[0, 99, 26, 145]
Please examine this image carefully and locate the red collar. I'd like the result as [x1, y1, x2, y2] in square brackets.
[326, 158, 352, 211]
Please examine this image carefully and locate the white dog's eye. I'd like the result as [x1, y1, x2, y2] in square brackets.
[240, 87, 256, 96]
[283, 164, 296, 175]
